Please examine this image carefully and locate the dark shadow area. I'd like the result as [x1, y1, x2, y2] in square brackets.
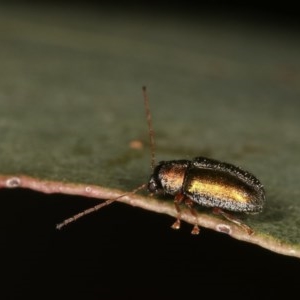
[1, 188, 299, 298]
[2, 1, 300, 28]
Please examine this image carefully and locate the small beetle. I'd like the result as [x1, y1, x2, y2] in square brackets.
[148, 157, 265, 234]
[57, 87, 265, 234]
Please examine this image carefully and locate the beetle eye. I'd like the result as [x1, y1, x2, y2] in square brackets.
[148, 182, 156, 192]
[148, 178, 157, 192]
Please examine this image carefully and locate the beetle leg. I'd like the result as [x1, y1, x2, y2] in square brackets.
[185, 199, 200, 235]
[212, 208, 254, 235]
[171, 193, 185, 230]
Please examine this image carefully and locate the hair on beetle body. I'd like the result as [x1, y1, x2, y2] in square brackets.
[57, 87, 265, 235]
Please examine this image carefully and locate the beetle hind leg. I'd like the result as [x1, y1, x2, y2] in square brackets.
[212, 208, 253, 235]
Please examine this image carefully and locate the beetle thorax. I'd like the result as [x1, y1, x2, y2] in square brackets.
[147, 160, 190, 195]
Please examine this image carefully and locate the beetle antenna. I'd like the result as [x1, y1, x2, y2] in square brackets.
[56, 87, 155, 230]
[56, 183, 147, 230]
[142, 86, 156, 170]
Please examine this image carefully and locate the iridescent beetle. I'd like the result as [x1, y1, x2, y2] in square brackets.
[57, 87, 265, 234]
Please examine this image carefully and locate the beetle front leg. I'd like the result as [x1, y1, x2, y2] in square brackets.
[171, 193, 185, 230]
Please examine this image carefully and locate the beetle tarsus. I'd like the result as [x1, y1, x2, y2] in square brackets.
[171, 219, 181, 230]
[191, 225, 200, 235]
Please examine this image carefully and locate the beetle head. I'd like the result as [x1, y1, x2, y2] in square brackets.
[148, 165, 163, 194]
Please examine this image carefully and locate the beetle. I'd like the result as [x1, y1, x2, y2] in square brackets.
[148, 156, 265, 234]
[57, 87, 265, 234]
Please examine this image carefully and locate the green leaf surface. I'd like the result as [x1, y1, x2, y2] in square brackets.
[1, 5, 300, 257]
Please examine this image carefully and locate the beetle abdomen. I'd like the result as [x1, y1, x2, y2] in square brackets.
[184, 157, 265, 212]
